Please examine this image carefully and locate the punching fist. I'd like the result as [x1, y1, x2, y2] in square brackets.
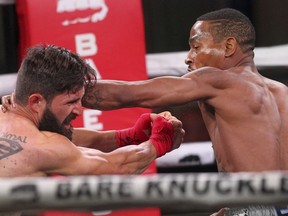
[116, 113, 152, 147]
[150, 112, 184, 157]
[115, 111, 184, 155]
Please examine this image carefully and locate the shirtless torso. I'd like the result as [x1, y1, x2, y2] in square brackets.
[82, 64, 288, 172]
[0, 112, 50, 177]
[0, 44, 186, 216]
[0, 107, 183, 178]
[80, 17, 288, 172]
[0, 110, 116, 177]
[196, 66, 288, 171]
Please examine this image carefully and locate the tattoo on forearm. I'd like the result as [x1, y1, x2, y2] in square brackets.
[0, 131, 27, 160]
[82, 88, 103, 107]
[118, 133, 142, 146]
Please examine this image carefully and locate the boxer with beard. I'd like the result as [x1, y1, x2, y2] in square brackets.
[0, 44, 185, 216]
[0, 44, 184, 180]
[38, 106, 77, 141]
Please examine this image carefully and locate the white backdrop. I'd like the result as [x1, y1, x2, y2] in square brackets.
[147, 44, 288, 77]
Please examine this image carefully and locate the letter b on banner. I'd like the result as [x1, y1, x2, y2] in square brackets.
[16, 0, 159, 215]
[75, 33, 97, 57]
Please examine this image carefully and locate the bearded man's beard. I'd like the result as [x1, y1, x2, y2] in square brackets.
[39, 107, 76, 140]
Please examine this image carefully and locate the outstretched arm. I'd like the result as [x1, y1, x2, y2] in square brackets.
[82, 77, 194, 110]
[3, 67, 225, 112]
[72, 128, 118, 152]
[72, 112, 153, 152]
[72, 112, 175, 153]
[43, 114, 184, 176]
[82, 68, 222, 111]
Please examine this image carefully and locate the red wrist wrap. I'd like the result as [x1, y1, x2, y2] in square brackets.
[116, 113, 151, 147]
[149, 116, 174, 157]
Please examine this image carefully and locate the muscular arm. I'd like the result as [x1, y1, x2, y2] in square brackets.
[82, 67, 224, 110]
[82, 78, 191, 110]
[41, 114, 184, 176]
[78, 142, 157, 175]
[2, 67, 225, 111]
[72, 112, 157, 152]
[44, 137, 158, 175]
[72, 128, 118, 152]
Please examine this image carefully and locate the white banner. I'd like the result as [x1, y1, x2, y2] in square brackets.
[0, 172, 287, 213]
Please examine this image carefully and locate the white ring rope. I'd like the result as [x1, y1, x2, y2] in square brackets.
[0, 172, 287, 213]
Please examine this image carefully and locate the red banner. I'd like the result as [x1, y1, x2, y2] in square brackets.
[16, 0, 158, 215]
[16, 0, 152, 128]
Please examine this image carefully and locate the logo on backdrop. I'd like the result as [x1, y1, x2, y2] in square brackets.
[57, 0, 109, 26]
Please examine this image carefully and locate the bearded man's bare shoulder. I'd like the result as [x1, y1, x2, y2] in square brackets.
[40, 131, 71, 143]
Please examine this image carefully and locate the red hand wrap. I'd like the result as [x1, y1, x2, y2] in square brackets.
[116, 113, 151, 147]
[149, 116, 174, 157]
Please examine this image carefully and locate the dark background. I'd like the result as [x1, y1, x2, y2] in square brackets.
[142, 0, 288, 53]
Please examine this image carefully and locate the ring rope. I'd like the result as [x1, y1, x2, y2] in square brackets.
[0, 172, 287, 213]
